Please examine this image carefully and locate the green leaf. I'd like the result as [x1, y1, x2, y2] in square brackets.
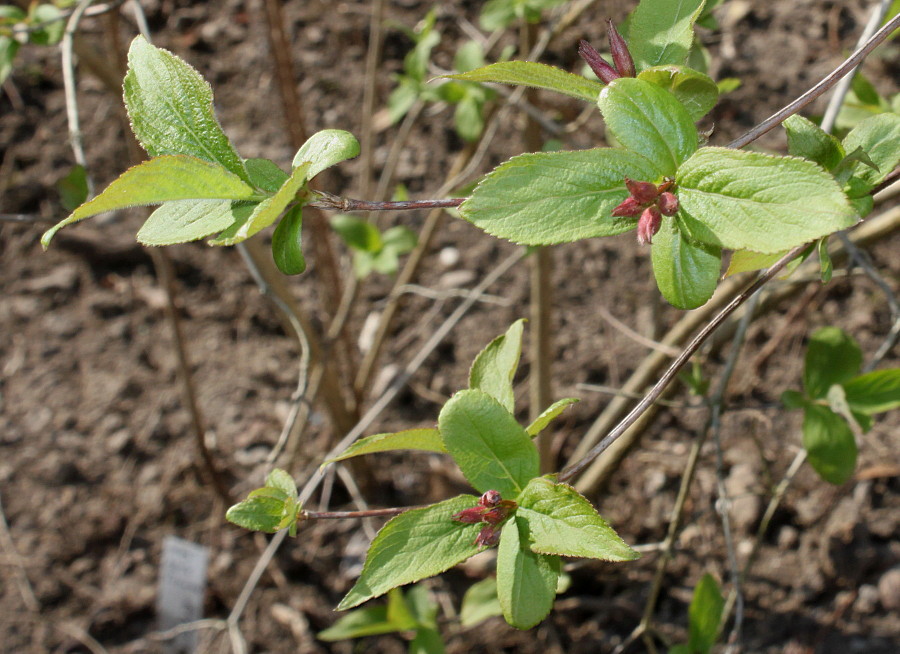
[382, 226, 417, 254]
[29, 4, 64, 45]
[804, 327, 861, 399]
[290, 129, 360, 179]
[842, 369, 900, 415]
[41, 156, 257, 247]
[454, 95, 484, 142]
[516, 477, 639, 561]
[687, 574, 724, 654]
[597, 77, 698, 177]
[716, 77, 741, 94]
[406, 584, 438, 627]
[123, 36, 249, 184]
[410, 627, 446, 654]
[338, 496, 484, 610]
[137, 200, 253, 246]
[841, 113, 900, 192]
[226, 486, 296, 533]
[781, 389, 807, 410]
[803, 404, 857, 485]
[628, 0, 706, 70]
[438, 390, 539, 497]
[211, 162, 310, 245]
[526, 398, 579, 437]
[57, 164, 89, 212]
[272, 205, 306, 275]
[331, 214, 383, 252]
[676, 148, 859, 253]
[318, 605, 398, 640]
[783, 115, 845, 171]
[324, 429, 447, 466]
[443, 61, 605, 103]
[385, 587, 419, 631]
[725, 250, 783, 277]
[0, 35, 19, 86]
[265, 468, 297, 501]
[636, 65, 719, 121]
[651, 218, 721, 309]
[469, 319, 525, 413]
[388, 79, 421, 124]
[496, 518, 559, 629]
[459, 148, 661, 245]
[460, 578, 502, 627]
[245, 158, 288, 193]
[817, 237, 832, 283]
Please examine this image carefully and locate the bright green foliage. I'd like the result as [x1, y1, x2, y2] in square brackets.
[444, 61, 605, 103]
[57, 165, 89, 212]
[843, 370, 900, 414]
[138, 200, 254, 246]
[388, 10, 441, 124]
[439, 389, 539, 497]
[479, 0, 569, 30]
[650, 217, 721, 310]
[0, 4, 66, 83]
[784, 115, 845, 171]
[323, 429, 447, 466]
[496, 517, 560, 629]
[290, 129, 360, 178]
[244, 158, 289, 192]
[526, 397, 579, 437]
[636, 65, 719, 121]
[468, 318, 525, 413]
[802, 403, 857, 485]
[628, 0, 706, 70]
[670, 573, 724, 654]
[804, 327, 861, 398]
[835, 73, 893, 132]
[225, 468, 302, 536]
[460, 578, 502, 627]
[840, 113, 900, 192]
[330, 214, 417, 278]
[338, 496, 485, 610]
[437, 41, 496, 142]
[271, 205, 306, 275]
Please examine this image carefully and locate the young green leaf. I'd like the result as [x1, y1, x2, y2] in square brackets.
[410, 627, 445, 654]
[469, 319, 525, 413]
[526, 398, 579, 437]
[637, 65, 719, 121]
[783, 115, 845, 171]
[459, 148, 661, 245]
[245, 158, 289, 193]
[272, 205, 306, 275]
[496, 518, 559, 629]
[57, 164, 89, 212]
[842, 369, 900, 415]
[0, 35, 19, 86]
[628, 0, 706, 70]
[803, 327, 862, 399]
[317, 605, 398, 640]
[840, 113, 900, 192]
[211, 162, 311, 245]
[516, 477, 639, 561]
[650, 218, 722, 310]
[460, 577, 503, 627]
[676, 148, 859, 253]
[331, 214, 383, 252]
[405, 583, 439, 628]
[443, 61, 605, 103]
[438, 390, 539, 497]
[381, 226, 417, 254]
[338, 495, 484, 610]
[137, 200, 254, 246]
[597, 77, 698, 177]
[687, 574, 724, 654]
[28, 4, 65, 46]
[817, 237, 833, 283]
[265, 468, 298, 501]
[291, 129, 360, 179]
[323, 428, 447, 467]
[803, 403, 857, 485]
[41, 156, 258, 247]
[123, 36, 250, 184]
[725, 250, 784, 277]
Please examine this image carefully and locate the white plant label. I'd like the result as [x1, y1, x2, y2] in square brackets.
[157, 536, 209, 654]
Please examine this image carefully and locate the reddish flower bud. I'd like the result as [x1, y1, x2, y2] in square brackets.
[624, 177, 659, 204]
[657, 178, 675, 194]
[606, 19, 635, 78]
[475, 524, 501, 547]
[637, 206, 662, 245]
[452, 507, 486, 523]
[611, 196, 643, 217]
[478, 490, 502, 508]
[658, 191, 679, 216]
[578, 39, 620, 85]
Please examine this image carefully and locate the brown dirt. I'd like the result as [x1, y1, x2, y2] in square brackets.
[1, 1, 898, 653]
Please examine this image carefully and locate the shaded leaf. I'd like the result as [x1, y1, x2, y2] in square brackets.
[496, 518, 558, 629]
[841, 113, 900, 192]
[460, 578, 502, 627]
[628, 0, 706, 70]
[651, 217, 722, 309]
[843, 369, 900, 415]
[272, 205, 306, 275]
[637, 65, 719, 121]
[317, 606, 397, 640]
[804, 327, 861, 399]
[803, 404, 857, 485]
[245, 158, 289, 193]
[688, 574, 724, 654]
[783, 115, 845, 171]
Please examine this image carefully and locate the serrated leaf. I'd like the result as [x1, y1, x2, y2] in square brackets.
[783, 115, 845, 171]
[637, 65, 719, 121]
[317, 605, 397, 640]
[496, 518, 559, 629]
[460, 578, 502, 627]
[516, 477, 639, 561]
[597, 77, 698, 176]
[676, 148, 859, 253]
[42, 156, 257, 247]
[804, 327, 861, 399]
[137, 200, 253, 246]
[651, 218, 721, 309]
[843, 369, 900, 415]
[291, 129, 360, 179]
[469, 319, 525, 413]
[443, 61, 605, 103]
[331, 214, 383, 252]
[338, 496, 484, 610]
[324, 429, 447, 467]
[123, 36, 249, 183]
[841, 113, 900, 192]
[628, 0, 706, 70]
[459, 148, 661, 245]
[803, 404, 857, 485]
[211, 162, 310, 245]
[272, 205, 306, 275]
[526, 398, 579, 437]
[438, 390, 538, 497]
[688, 574, 724, 654]
[245, 158, 289, 193]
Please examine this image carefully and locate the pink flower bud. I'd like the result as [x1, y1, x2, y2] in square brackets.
[452, 507, 486, 524]
[657, 178, 675, 194]
[478, 490, 502, 508]
[625, 177, 659, 204]
[475, 525, 501, 547]
[637, 206, 662, 245]
[657, 192, 679, 216]
[606, 19, 635, 78]
[578, 40, 620, 85]
[611, 196, 643, 217]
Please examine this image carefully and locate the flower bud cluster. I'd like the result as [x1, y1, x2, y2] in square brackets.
[612, 178, 679, 245]
[578, 19, 635, 84]
[451, 490, 516, 547]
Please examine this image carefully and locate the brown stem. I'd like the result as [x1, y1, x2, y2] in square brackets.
[308, 194, 465, 212]
[302, 506, 421, 521]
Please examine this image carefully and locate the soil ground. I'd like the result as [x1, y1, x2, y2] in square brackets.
[1, 1, 898, 653]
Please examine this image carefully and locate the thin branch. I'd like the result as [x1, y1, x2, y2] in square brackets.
[308, 193, 465, 212]
[60, 0, 97, 196]
[728, 12, 900, 149]
[301, 506, 420, 521]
